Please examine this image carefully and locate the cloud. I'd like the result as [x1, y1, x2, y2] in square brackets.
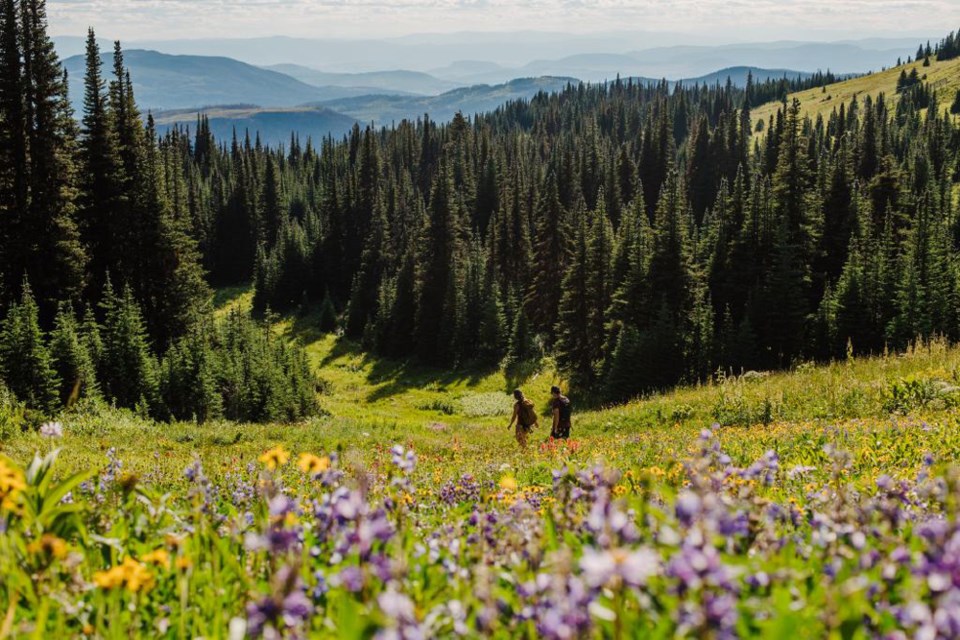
[47, 0, 955, 41]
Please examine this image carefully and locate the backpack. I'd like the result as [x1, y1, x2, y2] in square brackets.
[518, 399, 538, 429]
[557, 396, 572, 423]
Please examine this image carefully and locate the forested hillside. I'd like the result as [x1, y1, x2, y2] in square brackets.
[1, 0, 959, 415]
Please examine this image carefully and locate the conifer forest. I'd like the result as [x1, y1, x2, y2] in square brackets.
[5, 3, 960, 637]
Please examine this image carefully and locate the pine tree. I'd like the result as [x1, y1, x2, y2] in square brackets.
[49, 301, 98, 405]
[555, 208, 593, 387]
[78, 28, 126, 299]
[0, 280, 59, 411]
[98, 280, 159, 411]
[526, 170, 568, 341]
[19, 0, 87, 307]
[416, 163, 464, 365]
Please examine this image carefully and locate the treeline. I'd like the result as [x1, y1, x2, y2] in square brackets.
[0, 3, 318, 420]
[4, 2, 960, 408]
[165, 47, 959, 401]
[0, 279, 317, 421]
[747, 70, 846, 108]
[917, 30, 960, 63]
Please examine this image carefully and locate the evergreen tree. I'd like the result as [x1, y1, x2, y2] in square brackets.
[0, 0, 28, 295]
[526, 170, 568, 341]
[318, 289, 338, 334]
[416, 163, 463, 365]
[98, 280, 159, 411]
[77, 28, 125, 299]
[555, 208, 593, 387]
[0, 280, 59, 411]
[49, 301, 98, 405]
[19, 0, 87, 306]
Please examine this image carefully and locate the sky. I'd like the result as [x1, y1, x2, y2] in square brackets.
[48, 0, 957, 42]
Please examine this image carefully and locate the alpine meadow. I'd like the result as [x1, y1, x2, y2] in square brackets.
[4, 0, 960, 637]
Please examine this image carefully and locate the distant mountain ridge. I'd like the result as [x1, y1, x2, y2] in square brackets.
[153, 107, 358, 146]
[61, 49, 386, 112]
[265, 65, 459, 96]
[53, 33, 927, 79]
[312, 76, 579, 125]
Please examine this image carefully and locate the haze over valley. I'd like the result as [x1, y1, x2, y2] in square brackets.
[51, 32, 933, 144]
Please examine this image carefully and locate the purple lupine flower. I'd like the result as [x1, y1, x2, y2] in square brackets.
[675, 491, 701, 527]
[246, 565, 312, 639]
[38, 421, 62, 438]
[338, 566, 364, 593]
[390, 445, 417, 475]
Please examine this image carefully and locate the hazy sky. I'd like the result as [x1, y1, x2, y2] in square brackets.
[48, 0, 956, 41]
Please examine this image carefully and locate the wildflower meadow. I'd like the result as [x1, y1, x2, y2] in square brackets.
[3, 340, 960, 638]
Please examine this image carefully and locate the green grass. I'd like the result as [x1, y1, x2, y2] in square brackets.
[753, 54, 960, 132]
[3, 284, 959, 493]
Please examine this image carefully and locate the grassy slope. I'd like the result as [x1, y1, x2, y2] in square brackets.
[4, 287, 960, 492]
[753, 54, 960, 131]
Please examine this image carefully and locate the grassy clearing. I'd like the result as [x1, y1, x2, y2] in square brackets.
[5, 296, 960, 637]
[753, 54, 960, 131]
[3, 283, 960, 494]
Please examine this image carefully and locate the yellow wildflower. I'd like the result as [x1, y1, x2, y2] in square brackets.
[93, 566, 126, 590]
[297, 453, 330, 475]
[141, 549, 171, 569]
[0, 458, 25, 510]
[259, 446, 290, 470]
[93, 557, 154, 593]
[27, 534, 68, 559]
[175, 556, 193, 571]
[124, 559, 154, 593]
[499, 476, 518, 493]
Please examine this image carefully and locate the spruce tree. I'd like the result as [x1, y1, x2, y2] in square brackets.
[0, 0, 28, 294]
[49, 301, 98, 405]
[78, 28, 126, 299]
[416, 163, 463, 365]
[526, 170, 568, 341]
[98, 280, 159, 411]
[0, 280, 59, 411]
[555, 207, 593, 387]
[585, 196, 615, 370]
[19, 0, 87, 306]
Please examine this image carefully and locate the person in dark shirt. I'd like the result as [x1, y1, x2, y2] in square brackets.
[550, 385, 572, 440]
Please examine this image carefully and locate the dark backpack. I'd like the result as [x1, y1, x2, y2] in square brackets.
[518, 399, 538, 429]
[557, 396, 572, 423]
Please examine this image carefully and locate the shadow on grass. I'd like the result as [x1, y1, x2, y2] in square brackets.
[286, 306, 332, 346]
[314, 336, 508, 402]
[503, 359, 542, 394]
[365, 355, 499, 403]
[211, 285, 252, 311]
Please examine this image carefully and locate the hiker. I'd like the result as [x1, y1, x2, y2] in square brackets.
[508, 389, 538, 449]
[550, 385, 572, 440]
